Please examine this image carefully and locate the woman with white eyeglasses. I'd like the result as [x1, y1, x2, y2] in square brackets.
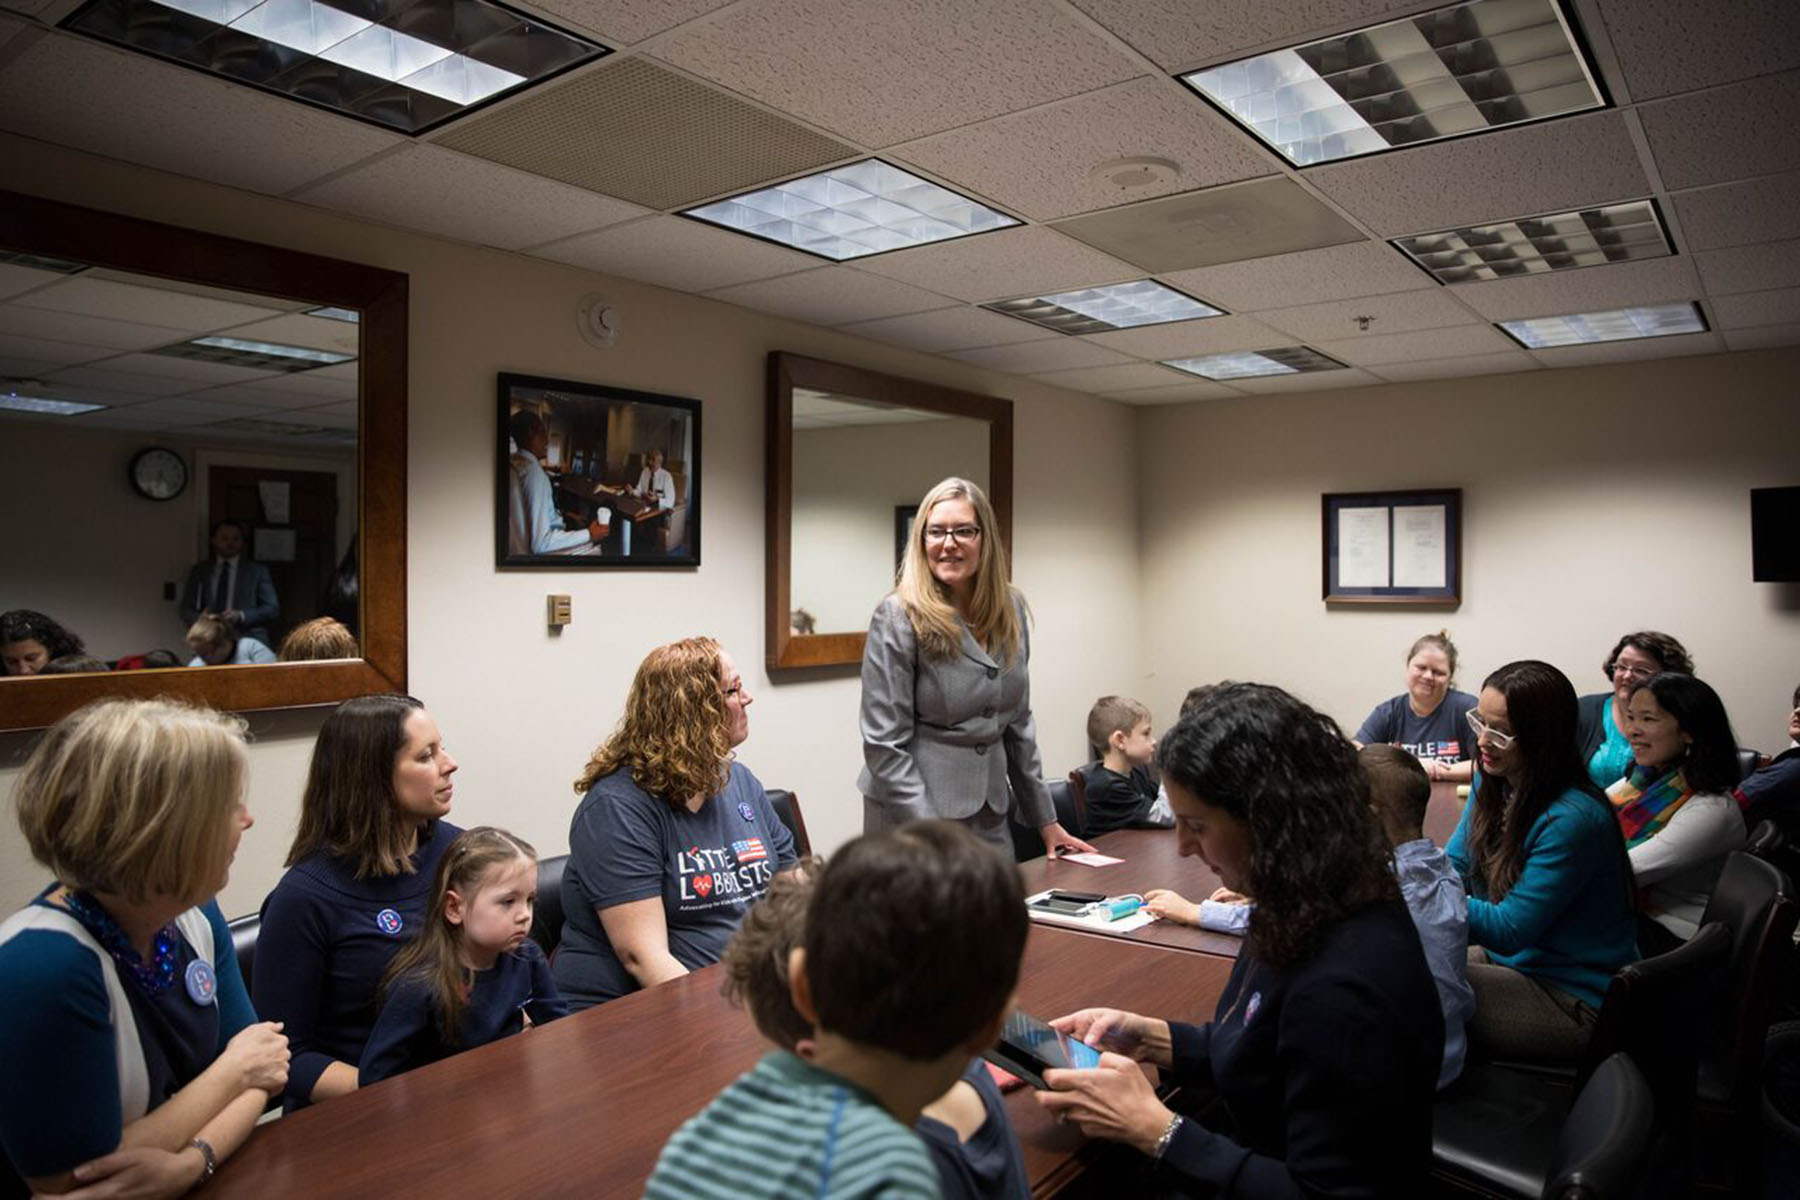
[858, 477, 1093, 858]
[1447, 660, 1638, 1065]
[1575, 631, 1695, 789]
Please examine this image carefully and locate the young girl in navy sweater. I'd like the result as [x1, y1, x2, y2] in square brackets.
[359, 827, 568, 1084]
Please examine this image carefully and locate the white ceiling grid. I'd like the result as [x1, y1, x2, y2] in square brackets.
[0, 0, 1788, 410]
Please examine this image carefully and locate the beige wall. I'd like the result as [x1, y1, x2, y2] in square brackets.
[1137, 349, 1800, 755]
[0, 134, 1140, 915]
[791, 417, 988, 633]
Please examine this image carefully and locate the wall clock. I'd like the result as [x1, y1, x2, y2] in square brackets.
[130, 446, 188, 501]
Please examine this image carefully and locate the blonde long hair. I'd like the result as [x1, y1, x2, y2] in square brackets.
[574, 637, 733, 803]
[894, 478, 1022, 663]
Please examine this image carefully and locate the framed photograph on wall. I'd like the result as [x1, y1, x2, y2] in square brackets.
[893, 504, 918, 574]
[1322, 488, 1461, 605]
[496, 373, 701, 568]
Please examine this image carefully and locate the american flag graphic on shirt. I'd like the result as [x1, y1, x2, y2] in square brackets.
[732, 837, 768, 864]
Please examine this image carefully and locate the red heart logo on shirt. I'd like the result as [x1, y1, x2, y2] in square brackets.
[693, 874, 713, 897]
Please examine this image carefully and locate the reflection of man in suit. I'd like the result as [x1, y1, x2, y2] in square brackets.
[508, 409, 609, 556]
[180, 519, 279, 645]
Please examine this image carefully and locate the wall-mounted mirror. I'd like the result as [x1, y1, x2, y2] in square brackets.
[766, 353, 1012, 671]
[0, 190, 408, 730]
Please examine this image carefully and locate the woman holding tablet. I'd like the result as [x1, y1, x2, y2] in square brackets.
[1036, 684, 1442, 1196]
[859, 476, 1091, 857]
[1576, 630, 1694, 789]
[1353, 630, 1478, 782]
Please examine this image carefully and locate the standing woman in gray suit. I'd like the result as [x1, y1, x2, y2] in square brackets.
[859, 477, 1094, 857]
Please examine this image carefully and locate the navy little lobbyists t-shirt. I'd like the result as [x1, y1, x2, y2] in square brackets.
[1354, 692, 1479, 763]
[554, 762, 796, 1008]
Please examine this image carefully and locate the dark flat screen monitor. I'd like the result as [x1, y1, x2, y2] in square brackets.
[1751, 486, 1800, 581]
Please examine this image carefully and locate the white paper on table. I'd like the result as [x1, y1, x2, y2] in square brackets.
[1392, 504, 1446, 588]
[1337, 506, 1390, 587]
[258, 480, 291, 524]
[1024, 891, 1157, 933]
[1057, 851, 1123, 867]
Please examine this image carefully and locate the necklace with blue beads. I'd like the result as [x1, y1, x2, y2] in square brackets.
[62, 891, 180, 995]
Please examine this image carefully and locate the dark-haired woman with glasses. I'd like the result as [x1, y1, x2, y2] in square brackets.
[1576, 631, 1694, 789]
[858, 477, 1091, 857]
[1448, 661, 1638, 1065]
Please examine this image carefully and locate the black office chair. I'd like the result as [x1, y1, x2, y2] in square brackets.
[530, 854, 568, 959]
[1541, 1052, 1655, 1200]
[227, 912, 260, 986]
[1066, 767, 1091, 837]
[766, 789, 811, 857]
[1739, 747, 1767, 784]
[1764, 1021, 1800, 1198]
[1430, 922, 1731, 1198]
[1011, 779, 1079, 863]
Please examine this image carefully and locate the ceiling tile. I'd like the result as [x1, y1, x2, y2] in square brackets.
[1694, 240, 1800, 297]
[892, 77, 1275, 222]
[0, 263, 66, 303]
[1724, 323, 1800, 351]
[76, 352, 276, 385]
[244, 362, 358, 398]
[1672, 171, 1800, 252]
[1313, 323, 1516, 366]
[1067, 0, 1418, 72]
[946, 339, 1135, 373]
[1103, 379, 1241, 404]
[1594, 0, 1800, 101]
[856, 226, 1138, 303]
[836, 306, 1059, 353]
[224, 313, 359, 356]
[1527, 330, 1722, 367]
[42, 364, 196, 395]
[521, 0, 736, 44]
[1028, 362, 1194, 393]
[177, 384, 337, 410]
[1306, 111, 1648, 236]
[0, 331, 112, 366]
[1366, 351, 1540, 382]
[1639, 71, 1800, 191]
[0, 353, 65, 377]
[296, 145, 648, 251]
[1082, 313, 1291, 359]
[133, 395, 255, 418]
[1446, 256, 1703, 321]
[0, 34, 399, 196]
[1159, 240, 1431, 311]
[434, 56, 857, 211]
[651, 0, 1141, 147]
[19, 275, 287, 330]
[1255, 289, 1482, 344]
[1228, 367, 1382, 394]
[1711, 287, 1800, 330]
[0, 305, 184, 351]
[1054, 175, 1363, 273]
[706, 267, 953, 326]
[531, 216, 820, 293]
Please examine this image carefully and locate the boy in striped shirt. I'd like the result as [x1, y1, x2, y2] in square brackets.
[645, 821, 1028, 1199]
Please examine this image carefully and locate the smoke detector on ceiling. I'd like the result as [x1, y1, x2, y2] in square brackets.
[577, 294, 619, 349]
[1089, 157, 1181, 191]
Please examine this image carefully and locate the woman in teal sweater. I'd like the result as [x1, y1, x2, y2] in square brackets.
[1448, 660, 1638, 1066]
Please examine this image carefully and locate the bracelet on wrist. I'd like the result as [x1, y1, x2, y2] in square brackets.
[1152, 1113, 1183, 1161]
[188, 1138, 216, 1189]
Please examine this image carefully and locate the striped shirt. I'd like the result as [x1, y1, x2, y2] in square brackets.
[645, 1050, 940, 1200]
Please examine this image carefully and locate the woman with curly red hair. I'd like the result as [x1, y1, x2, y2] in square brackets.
[554, 638, 798, 1010]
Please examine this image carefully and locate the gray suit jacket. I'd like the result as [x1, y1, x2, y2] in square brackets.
[858, 591, 1055, 830]
[180, 558, 279, 644]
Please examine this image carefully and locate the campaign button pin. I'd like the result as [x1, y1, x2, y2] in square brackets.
[1244, 990, 1262, 1025]
[185, 958, 218, 1006]
[375, 908, 404, 937]
[737, 802, 756, 821]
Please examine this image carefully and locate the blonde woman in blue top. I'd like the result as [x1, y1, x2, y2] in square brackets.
[1449, 660, 1639, 1066]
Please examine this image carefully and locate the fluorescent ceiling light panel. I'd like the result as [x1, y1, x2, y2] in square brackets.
[65, 0, 604, 134]
[151, 336, 357, 372]
[0, 392, 107, 414]
[0, 250, 89, 274]
[306, 307, 360, 323]
[1395, 201, 1671, 283]
[1163, 347, 1346, 380]
[986, 281, 1222, 335]
[683, 160, 1019, 261]
[1498, 302, 1705, 348]
[1180, 0, 1602, 167]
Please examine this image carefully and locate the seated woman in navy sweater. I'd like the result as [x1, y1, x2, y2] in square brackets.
[1449, 660, 1639, 1065]
[1575, 630, 1694, 789]
[0, 699, 288, 1197]
[254, 693, 462, 1108]
[1037, 683, 1443, 1198]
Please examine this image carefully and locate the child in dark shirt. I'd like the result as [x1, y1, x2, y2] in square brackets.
[360, 827, 568, 1084]
[717, 857, 1030, 1200]
[1082, 696, 1172, 835]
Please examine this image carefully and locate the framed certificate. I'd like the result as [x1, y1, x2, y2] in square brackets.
[1322, 489, 1461, 605]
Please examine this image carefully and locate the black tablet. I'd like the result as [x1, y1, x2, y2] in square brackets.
[983, 1009, 1103, 1089]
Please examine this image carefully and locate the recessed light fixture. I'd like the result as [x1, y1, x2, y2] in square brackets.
[1498, 302, 1706, 348]
[1395, 200, 1671, 284]
[1179, 0, 1602, 167]
[151, 336, 357, 372]
[985, 281, 1222, 335]
[0, 392, 107, 415]
[64, 0, 606, 134]
[682, 160, 1019, 261]
[307, 306, 361, 323]
[0, 250, 87, 274]
[1163, 347, 1347, 380]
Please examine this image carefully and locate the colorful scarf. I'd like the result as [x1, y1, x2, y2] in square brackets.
[1607, 763, 1696, 847]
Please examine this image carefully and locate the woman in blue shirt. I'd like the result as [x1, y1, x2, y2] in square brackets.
[0, 698, 288, 1197]
[1575, 631, 1694, 789]
[1450, 660, 1639, 1065]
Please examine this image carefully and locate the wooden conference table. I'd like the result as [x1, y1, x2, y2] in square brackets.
[1017, 782, 1465, 959]
[209, 926, 1235, 1199]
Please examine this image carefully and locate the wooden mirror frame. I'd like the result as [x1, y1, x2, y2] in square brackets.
[0, 190, 407, 730]
[766, 352, 1012, 671]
